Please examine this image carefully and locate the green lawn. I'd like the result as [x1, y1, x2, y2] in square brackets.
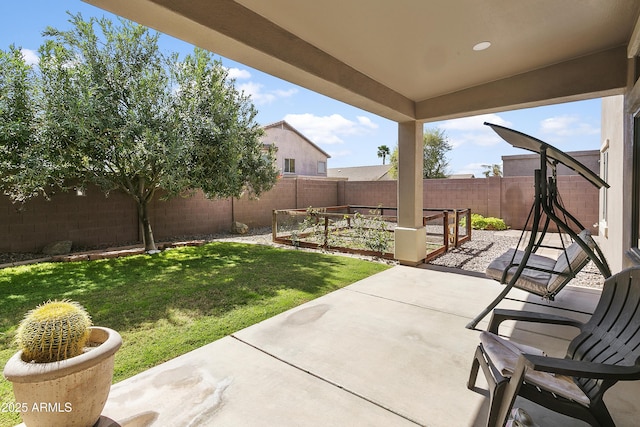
[0, 242, 389, 426]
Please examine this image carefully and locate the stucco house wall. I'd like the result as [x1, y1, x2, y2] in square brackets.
[502, 150, 600, 177]
[599, 95, 628, 273]
[262, 121, 330, 177]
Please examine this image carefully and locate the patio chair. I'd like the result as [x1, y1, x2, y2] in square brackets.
[466, 123, 611, 330]
[467, 266, 640, 427]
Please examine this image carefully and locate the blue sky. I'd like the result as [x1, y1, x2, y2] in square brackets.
[1, 1, 603, 176]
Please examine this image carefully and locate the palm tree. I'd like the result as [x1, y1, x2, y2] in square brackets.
[377, 145, 391, 165]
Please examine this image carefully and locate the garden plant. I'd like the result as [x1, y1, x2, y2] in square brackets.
[470, 214, 508, 231]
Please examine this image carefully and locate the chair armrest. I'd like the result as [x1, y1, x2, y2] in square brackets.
[488, 308, 584, 334]
[522, 354, 640, 381]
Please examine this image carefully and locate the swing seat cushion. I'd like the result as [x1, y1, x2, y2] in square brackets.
[486, 249, 556, 295]
[485, 230, 595, 296]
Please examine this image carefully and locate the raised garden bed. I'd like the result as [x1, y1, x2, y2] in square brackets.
[273, 205, 471, 261]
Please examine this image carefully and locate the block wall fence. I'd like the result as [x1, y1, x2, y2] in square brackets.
[1, 176, 599, 252]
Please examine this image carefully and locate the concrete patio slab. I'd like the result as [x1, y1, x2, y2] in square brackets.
[16, 265, 637, 427]
[98, 335, 414, 427]
[233, 282, 486, 426]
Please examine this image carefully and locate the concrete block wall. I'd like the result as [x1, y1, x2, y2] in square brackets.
[342, 180, 396, 207]
[501, 176, 535, 230]
[501, 176, 599, 233]
[149, 191, 232, 240]
[233, 179, 297, 228]
[1, 186, 137, 252]
[296, 178, 339, 208]
[2, 175, 600, 253]
[554, 176, 600, 233]
[423, 178, 495, 214]
[234, 178, 339, 227]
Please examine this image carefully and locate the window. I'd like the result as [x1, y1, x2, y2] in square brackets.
[631, 115, 640, 264]
[628, 58, 640, 263]
[284, 158, 295, 174]
[633, 118, 640, 250]
[600, 140, 609, 238]
[317, 161, 326, 174]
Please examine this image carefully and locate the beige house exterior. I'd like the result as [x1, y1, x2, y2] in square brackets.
[85, 0, 640, 268]
[600, 95, 632, 273]
[262, 121, 330, 178]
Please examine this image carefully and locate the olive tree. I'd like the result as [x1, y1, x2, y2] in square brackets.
[0, 46, 55, 202]
[1, 14, 278, 251]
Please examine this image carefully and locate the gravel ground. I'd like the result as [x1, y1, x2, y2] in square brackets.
[428, 229, 605, 289]
[0, 227, 606, 289]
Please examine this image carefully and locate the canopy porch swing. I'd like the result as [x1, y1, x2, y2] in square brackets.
[466, 123, 611, 330]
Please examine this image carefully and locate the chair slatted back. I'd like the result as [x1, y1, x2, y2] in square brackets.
[566, 268, 640, 401]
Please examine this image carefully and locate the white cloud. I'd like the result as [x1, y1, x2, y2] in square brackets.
[327, 149, 352, 159]
[438, 113, 512, 149]
[227, 67, 251, 80]
[284, 113, 379, 145]
[20, 48, 39, 66]
[539, 114, 599, 137]
[357, 116, 379, 130]
[273, 88, 298, 98]
[238, 82, 297, 105]
[439, 113, 511, 131]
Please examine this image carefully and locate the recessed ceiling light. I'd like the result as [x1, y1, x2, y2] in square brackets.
[473, 41, 491, 51]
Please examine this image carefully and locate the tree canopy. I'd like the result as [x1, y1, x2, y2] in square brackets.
[0, 45, 46, 202]
[482, 163, 502, 177]
[0, 13, 278, 250]
[389, 128, 452, 179]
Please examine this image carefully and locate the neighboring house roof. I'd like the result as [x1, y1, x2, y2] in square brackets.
[262, 120, 331, 158]
[328, 165, 393, 181]
[448, 174, 475, 179]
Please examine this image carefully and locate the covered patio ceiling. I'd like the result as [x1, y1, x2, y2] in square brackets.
[84, 0, 640, 123]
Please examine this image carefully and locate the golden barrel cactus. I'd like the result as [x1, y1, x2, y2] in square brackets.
[16, 300, 92, 363]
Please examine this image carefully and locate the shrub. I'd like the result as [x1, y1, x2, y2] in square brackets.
[471, 214, 487, 230]
[471, 214, 507, 231]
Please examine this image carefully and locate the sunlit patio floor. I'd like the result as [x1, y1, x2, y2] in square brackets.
[66, 265, 639, 426]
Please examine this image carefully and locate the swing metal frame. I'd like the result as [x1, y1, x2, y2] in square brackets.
[466, 123, 611, 330]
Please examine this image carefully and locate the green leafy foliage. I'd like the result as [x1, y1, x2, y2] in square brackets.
[351, 210, 392, 253]
[0, 45, 56, 202]
[470, 214, 507, 230]
[389, 127, 452, 179]
[422, 128, 452, 178]
[482, 163, 502, 177]
[0, 14, 278, 251]
[377, 144, 390, 165]
[290, 208, 392, 255]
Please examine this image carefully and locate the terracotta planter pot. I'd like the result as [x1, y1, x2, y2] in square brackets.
[3, 327, 122, 427]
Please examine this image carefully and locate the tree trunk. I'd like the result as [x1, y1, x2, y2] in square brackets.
[137, 200, 157, 252]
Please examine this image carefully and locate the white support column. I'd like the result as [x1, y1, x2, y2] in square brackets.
[395, 121, 426, 265]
